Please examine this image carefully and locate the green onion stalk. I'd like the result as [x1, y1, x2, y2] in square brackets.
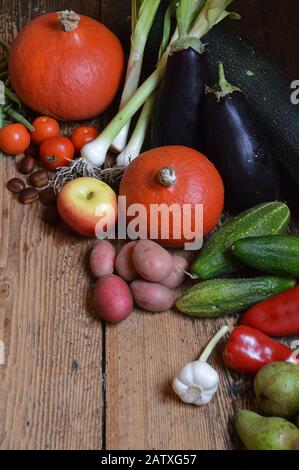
[114, 0, 175, 169]
[111, 0, 163, 153]
[0, 38, 34, 133]
[52, 0, 236, 190]
[114, 91, 157, 169]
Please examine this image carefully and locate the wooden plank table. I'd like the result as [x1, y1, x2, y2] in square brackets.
[0, 0, 298, 451]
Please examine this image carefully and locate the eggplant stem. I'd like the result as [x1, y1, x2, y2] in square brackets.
[199, 325, 230, 363]
[219, 62, 232, 94]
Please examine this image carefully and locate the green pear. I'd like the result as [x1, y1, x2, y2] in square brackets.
[235, 410, 299, 450]
[254, 362, 299, 418]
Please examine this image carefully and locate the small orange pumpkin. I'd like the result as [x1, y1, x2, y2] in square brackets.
[119, 146, 225, 247]
[9, 11, 124, 121]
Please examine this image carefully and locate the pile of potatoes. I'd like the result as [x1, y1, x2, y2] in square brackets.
[90, 240, 188, 323]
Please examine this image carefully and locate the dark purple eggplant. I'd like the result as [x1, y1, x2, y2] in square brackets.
[203, 64, 280, 213]
[151, 39, 208, 149]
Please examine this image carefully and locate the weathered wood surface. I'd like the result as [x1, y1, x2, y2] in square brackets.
[0, 0, 298, 450]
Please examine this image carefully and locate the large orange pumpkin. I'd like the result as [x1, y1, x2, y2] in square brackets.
[119, 146, 225, 248]
[9, 11, 124, 121]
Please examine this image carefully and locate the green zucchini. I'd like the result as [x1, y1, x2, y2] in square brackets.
[192, 202, 290, 280]
[231, 235, 299, 277]
[176, 276, 296, 318]
[205, 25, 299, 187]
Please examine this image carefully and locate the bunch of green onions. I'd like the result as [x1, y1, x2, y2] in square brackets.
[54, 0, 238, 189]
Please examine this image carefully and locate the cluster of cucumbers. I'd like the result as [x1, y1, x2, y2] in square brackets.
[177, 202, 299, 317]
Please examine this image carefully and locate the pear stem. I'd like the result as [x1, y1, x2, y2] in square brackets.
[199, 325, 230, 363]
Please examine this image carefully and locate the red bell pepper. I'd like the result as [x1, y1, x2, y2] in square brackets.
[240, 286, 299, 337]
[222, 326, 296, 375]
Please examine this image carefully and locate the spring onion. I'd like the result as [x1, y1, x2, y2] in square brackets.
[116, 92, 156, 167]
[114, 0, 175, 169]
[53, 0, 236, 189]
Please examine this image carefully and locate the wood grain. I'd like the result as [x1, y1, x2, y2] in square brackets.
[0, 0, 298, 451]
[0, 0, 103, 450]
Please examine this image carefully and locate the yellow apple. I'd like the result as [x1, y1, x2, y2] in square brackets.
[57, 177, 117, 237]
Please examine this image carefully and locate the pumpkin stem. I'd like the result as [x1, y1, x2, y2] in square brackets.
[157, 166, 176, 187]
[58, 10, 80, 32]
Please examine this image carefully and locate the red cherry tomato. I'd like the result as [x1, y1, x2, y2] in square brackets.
[31, 116, 61, 145]
[0, 123, 31, 155]
[71, 126, 99, 153]
[40, 136, 75, 170]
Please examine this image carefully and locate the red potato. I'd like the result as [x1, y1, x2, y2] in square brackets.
[161, 255, 188, 289]
[90, 240, 116, 278]
[115, 241, 138, 282]
[131, 280, 175, 313]
[93, 275, 133, 323]
[132, 240, 174, 283]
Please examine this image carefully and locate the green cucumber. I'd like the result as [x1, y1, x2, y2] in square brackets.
[192, 202, 290, 280]
[231, 235, 299, 277]
[176, 276, 296, 318]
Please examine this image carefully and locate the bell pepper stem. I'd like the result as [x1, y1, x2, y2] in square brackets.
[199, 325, 230, 363]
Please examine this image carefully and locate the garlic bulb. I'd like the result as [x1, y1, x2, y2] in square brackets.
[172, 326, 229, 406]
[173, 361, 219, 406]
